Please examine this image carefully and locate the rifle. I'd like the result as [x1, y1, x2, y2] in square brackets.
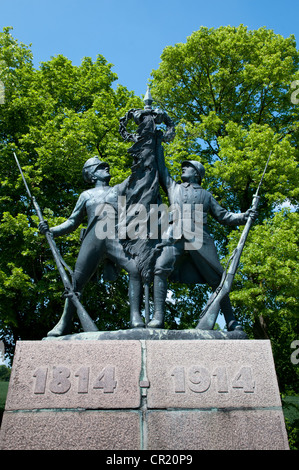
[13, 152, 98, 333]
[196, 151, 272, 330]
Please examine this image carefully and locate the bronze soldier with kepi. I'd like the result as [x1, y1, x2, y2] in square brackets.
[39, 156, 144, 336]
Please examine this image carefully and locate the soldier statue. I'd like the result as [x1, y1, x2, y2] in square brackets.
[39, 156, 144, 336]
[152, 148, 257, 330]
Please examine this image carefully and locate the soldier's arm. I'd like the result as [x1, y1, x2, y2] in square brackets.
[156, 146, 176, 195]
[117, 174, 131, 195]
[209, 195, 248, 226]
[39, 192, 87, 237]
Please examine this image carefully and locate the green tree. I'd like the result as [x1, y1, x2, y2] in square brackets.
[0, 364, 11, 381]
[0, 27, 142, 358]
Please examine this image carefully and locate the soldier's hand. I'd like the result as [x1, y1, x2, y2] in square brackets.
[38, 221, 50, 234]
[245, 209, 258, 221]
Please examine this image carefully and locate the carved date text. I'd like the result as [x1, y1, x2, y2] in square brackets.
[33, 365, 117, 395]
[171, 366, 255, 394]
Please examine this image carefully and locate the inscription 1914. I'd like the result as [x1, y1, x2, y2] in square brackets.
[171, 366, 255, 394]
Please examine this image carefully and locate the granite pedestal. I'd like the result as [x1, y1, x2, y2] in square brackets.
[0, 332, 289, 450]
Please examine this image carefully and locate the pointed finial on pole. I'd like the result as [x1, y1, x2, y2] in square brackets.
[144, 86, 153, 109]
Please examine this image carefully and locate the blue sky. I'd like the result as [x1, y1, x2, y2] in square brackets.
[1, 0, 299, 98]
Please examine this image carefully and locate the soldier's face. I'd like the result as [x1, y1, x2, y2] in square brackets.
[181, 164, 198, 183]
[93, 165, 111, 182]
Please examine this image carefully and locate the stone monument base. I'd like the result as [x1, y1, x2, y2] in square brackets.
[0, 335, 289, 450]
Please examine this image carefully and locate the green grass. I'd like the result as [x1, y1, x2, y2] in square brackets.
[0, 381, 9, 426]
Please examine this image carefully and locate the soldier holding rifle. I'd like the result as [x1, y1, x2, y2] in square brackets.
[153, 148, 259, 330]
[38, 156, 144, 336]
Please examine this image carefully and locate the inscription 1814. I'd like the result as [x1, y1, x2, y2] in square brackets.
[33, 365, 117, 394]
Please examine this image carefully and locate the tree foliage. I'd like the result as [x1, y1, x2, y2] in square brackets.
[0, 364, 11, 382]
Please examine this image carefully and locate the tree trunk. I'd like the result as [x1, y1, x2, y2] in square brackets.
[253, 313, 269, 339]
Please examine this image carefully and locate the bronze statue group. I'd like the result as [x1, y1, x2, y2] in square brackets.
[39, 91, 257, 337]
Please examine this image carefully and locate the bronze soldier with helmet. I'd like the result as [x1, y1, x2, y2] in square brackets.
[149, 151, 257, 330]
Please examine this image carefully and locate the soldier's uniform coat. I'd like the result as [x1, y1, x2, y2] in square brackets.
[155, 166, 246, 288]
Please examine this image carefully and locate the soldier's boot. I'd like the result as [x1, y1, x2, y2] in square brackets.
[147, 275, 167, 329]
[129, 278, 144, 328]
[47, 298, 75, 337]
[220, 294, 243, 331]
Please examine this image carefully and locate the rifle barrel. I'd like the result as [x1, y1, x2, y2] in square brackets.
[255, 151, 272, 197]
[13, 152, 33, 200]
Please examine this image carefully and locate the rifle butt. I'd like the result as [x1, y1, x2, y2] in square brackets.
[196, 274, 234, 330]
[45, 232, 98, 332]
[71, 295, 99, 332]
[196, 301, 220, 330]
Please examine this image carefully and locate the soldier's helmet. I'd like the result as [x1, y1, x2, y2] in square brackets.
[181, 160, 205, 182]
[82, 156, 109, 183]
